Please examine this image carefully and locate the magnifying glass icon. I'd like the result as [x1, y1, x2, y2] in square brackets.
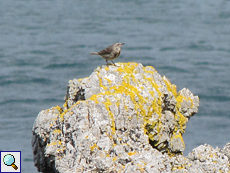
[3, 154, 18, 170]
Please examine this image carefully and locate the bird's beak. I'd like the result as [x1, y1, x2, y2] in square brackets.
[121, 43, 125, 45]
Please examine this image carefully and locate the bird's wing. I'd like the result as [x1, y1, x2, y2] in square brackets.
[98, 44, 114, 55]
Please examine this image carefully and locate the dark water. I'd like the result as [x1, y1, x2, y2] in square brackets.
[0, 1, 230, 172]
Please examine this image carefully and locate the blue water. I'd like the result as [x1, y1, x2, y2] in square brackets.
[0, 1, 230, 172]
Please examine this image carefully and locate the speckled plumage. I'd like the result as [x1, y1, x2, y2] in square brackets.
[90, 43, 125, 65]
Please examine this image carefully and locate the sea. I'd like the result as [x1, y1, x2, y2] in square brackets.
[0, 0, 230, 172]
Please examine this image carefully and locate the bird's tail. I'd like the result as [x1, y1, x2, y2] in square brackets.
[90, 52, 99, 55]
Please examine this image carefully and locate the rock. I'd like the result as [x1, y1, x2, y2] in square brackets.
[221, 142, 230, 160]
[31, 62, 227, 172]
[186, 144, 229, 172]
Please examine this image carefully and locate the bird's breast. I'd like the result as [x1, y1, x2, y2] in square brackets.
[114, 51, 120, 58]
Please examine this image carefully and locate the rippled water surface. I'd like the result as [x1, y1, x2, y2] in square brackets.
[0, 1, 230, 172]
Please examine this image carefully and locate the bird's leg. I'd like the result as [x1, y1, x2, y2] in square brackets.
[111, 60, 116, 66]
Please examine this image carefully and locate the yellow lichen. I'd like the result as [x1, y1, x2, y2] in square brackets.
[113, 157, 117, 162]
[63, 100, 68, 110]
[90, 143, 99, 151]
[89, 94, 99, 104]
[56, 147, 66, 153]
[176, 95, 194, 110]
[60, 110, 67, 121]
[128, 151, 137, 156]
[54, 105, 63, 113]
[163, 77, 177, 97]
[172, 165, 186, 171]
[103, 98, 116, 135]
[104, 77, 112, 85]
[97, 73, 107, 90]
[47, 141, 63, 146]
[105, 66, 109, 71]
[171, 133, 185, 148]
[53, 129, 61, 134]
[116, 62, 138, 74]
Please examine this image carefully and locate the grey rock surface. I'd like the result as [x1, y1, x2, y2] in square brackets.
[32, 63, 229, 172]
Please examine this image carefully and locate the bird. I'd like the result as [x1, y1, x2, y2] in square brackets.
[90, 43, 125, 65]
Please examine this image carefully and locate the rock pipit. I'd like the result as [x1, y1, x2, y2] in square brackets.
[90, 43, 125, 65]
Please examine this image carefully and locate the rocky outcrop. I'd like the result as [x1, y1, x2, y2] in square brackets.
[32, 62, 229, 172]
